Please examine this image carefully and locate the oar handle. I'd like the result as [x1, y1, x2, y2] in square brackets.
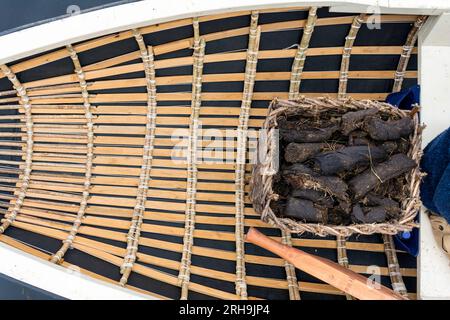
[246, 227, 407, 300]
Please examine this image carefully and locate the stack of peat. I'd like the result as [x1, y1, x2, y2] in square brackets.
[251, 98, 422, 236]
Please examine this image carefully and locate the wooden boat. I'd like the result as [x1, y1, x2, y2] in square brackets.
[0, 0, 448, 300]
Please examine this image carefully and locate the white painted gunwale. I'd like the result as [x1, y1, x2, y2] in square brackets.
[418, 13, 450, 300]
[0, 242, 151, 300]
[0, 0, 450, 65]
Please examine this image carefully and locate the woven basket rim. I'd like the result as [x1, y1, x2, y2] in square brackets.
[249, 97, 423, 237]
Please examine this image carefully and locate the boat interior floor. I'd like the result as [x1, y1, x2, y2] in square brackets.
[0, 6, 421, 299]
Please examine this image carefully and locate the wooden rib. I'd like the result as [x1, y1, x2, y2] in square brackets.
[83, 51, 142, 72]
[6, 218, 341, 299]
[7, 24, 414, 86]
[0, 64, 33, 235]
[16, 194, 252, 218]
[0, 234, 169, 299]
[12, 201, 404, 256]
[12, 218, 239, 299]
[0, 13, 417, 81]
[289, 7, 317, 100]
[28, 154, 245, 170]
[338, 14, 365, 99]
[281, 231, 301, 299]
[2, 8, 309, 77]
[0, 230, 411, 301]
[0, 104, 21, 110]
[6, 217, 416, 297]
[7, 178, 244, 200]
[10, 181, 413, 259]
[0, 96, 21, 103]
[119, 30, 158, 286]
[49, 44, 94, 264]
[283, 6, 317, 300]
[382, 234, 408, 298]
[2, 207, 417, 281]
[143, 16, 418, 57]
[178, 18, 205, 300]
[5, 219, 268, 299]
[5, 215, 407, 279]
[235, 11, 260, 300]
[74, 242, 239, 300]
[384, 16, 427, 298]
[26, 92, 390, 105]
[21, 70, 418, 98]
[392, 15, 427, 92]
[17, 46, 418, 92]
[336, 236, 355, 300]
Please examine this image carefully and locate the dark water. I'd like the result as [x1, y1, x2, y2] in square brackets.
[0, 273, 64, 300]
[0, 0, 140, 36]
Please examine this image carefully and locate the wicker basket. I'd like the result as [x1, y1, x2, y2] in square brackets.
[250, 98, 423, 237]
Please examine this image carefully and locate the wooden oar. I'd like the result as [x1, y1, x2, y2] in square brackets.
[246, 227, 407, 300]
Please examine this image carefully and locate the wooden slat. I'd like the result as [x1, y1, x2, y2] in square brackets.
[21, 46, 418, 90]
[7, 215, 416, 280]
[27, 92, 389, 104]
[0, 64, 33, 236]
[25, 70, 418, 97]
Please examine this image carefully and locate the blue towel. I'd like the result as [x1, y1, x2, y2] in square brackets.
[420, 127, 450, 222]
[386, 85, 420, 110]
[387, 85, 450, 256]
[386, 85, 422, 256]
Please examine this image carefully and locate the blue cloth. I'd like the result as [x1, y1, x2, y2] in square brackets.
[386, 85, 420, 110]
[386, 86, 422, 256]
[393, 228, 419, 257]
[421, 127, 450, 222]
